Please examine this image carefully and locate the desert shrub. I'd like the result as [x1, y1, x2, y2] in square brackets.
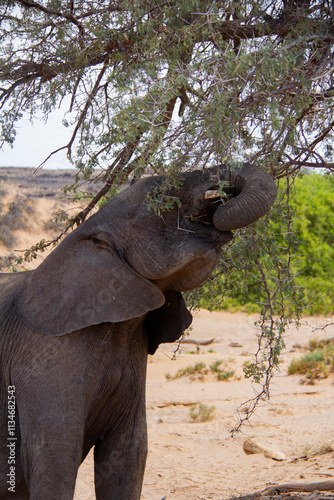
[0, 198, 33, 248]
[288, 338, 334, 382]
[44, 219, 63, 232]
[0, 188, 6, 212]
[308, 337, 334, 349]
[210, 360, 223, 372]
[0, 226, 14, 248]
[217, 369, 234, 381]
[190, 404, 215, 422]
[0, 254, 16, 271]
[174, 362, 207, 379]
[301, 442, 334, 458]
[288, 351, 326, 376]
[209, 360, 234, 380]
[166, 360, 234, 382]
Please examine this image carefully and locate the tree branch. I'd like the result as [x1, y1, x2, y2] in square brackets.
[69, 87, 179, 225]
[35, 56, 110, 170]
[1, 12, 325, 100]
[263, 480, 334, 496]
[66, 56, 110, 159]
[70, 138, 142, 225]
[15, 0, 85, 36]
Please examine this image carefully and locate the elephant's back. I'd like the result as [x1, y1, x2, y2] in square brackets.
[0, 272, 30, 323]
[0, 272, 30, 295]
[0, 273, 30, 378]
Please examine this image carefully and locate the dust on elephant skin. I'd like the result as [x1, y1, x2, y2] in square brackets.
[0, 164, 276, 500]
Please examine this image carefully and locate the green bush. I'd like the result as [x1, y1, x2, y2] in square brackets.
[289, 174, 334, 314]
[192, 173, 334, 315]
[288, 350, 326, 375]
[209, 360, 234, 380]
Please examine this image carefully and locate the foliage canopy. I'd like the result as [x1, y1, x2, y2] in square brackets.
[1, 1, 334, 198]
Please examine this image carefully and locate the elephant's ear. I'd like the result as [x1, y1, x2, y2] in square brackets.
[145, 290, 192, 355]
[14, 232, 165, 336]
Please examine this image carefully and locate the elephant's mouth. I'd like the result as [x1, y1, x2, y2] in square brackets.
[181, 187, 233, 239]
[190, 198, 221, 225]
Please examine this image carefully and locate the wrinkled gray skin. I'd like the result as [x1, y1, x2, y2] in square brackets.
[0, 164, 276, 500]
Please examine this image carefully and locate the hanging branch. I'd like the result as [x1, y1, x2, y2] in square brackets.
[36, 56, 110, 170]
[71, 137, 143, 225]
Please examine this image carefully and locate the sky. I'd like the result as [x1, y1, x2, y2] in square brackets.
[0, 107, 75, 170]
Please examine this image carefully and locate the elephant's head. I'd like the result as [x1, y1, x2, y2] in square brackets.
[100, 163, 277, 292]
[14, 164, 276, 353]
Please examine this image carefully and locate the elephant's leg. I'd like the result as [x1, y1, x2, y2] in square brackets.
[94, 401, 148, 500]
[17, 396, 84, 500]
[0, 484, 29, 500]
[0, 491, 29, 500]
[20, 430, 83, 500]
[20, 428, 83, 500]
[0, 452, 29, 499]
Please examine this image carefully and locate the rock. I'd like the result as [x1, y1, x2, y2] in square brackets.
[243, 438, 286, 461]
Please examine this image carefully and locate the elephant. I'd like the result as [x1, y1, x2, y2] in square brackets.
[0, 164, 277, 500]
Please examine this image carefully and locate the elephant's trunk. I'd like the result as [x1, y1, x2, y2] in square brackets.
[212, 164, 277, 231]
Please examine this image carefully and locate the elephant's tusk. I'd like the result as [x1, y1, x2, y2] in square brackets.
[204, 190, 221, 199]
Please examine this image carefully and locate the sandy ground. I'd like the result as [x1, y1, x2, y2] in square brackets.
[0, 167, 80, 268]
[74, 310, 334, 500]
[1, 168, 333, 499]
[0, 167, 105, 270]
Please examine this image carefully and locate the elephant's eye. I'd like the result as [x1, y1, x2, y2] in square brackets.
[88, 234, 115, 251]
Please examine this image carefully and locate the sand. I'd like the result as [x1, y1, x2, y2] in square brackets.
[74, 309, 334, 500]
[1, 168, 333, 500]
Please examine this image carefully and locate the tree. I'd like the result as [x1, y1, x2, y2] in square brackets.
[1, 0, 333, 428]
[1, 1, 333, 208]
